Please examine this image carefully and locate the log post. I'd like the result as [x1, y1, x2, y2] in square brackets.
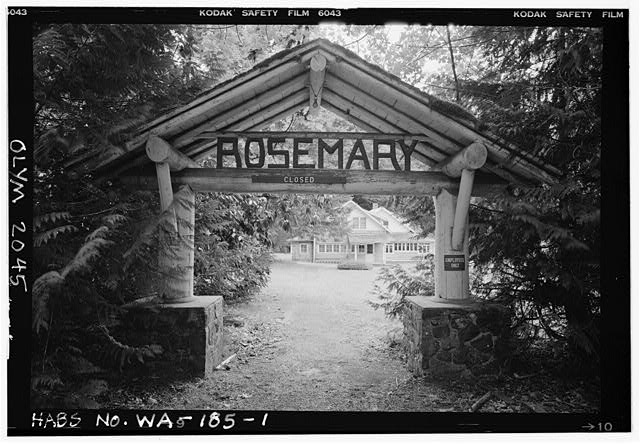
[433, 189, 469, 300]
[451, 168, 475, 251]
[147, 136, 198, 303]
[155, 161, 177, 231]
[312, 237, 316, 263]
[440, 141, 487, 252]
[163, 185, 196, 302]
[147, 135, 201, 170]
[433, 141, 486, 300]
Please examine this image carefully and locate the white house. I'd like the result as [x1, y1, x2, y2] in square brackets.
[289, 200, 434, 265]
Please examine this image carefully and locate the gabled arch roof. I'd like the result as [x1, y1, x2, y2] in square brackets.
[92, 38, 562, 185]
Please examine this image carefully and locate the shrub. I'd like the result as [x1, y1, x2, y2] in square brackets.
[368, 257, 435, 318]
[337, 261, 372, 270]
[194, 193, 274, 303]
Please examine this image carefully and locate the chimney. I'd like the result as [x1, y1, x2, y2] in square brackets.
[372, 203, 379, 209]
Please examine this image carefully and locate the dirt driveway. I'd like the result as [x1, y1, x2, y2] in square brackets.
[105, 255, 600, 413]
[189, 255, 409, 411]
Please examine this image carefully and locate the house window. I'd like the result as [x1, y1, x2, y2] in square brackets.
[358, 244, 365, 253]
[318, 244, 325, 253]
[394, 243, 399, 250]
[352, 217, 367, 229]
[300, 244, 308, 253]
[333, 244, 341, 253]
[367, 244, 373, 254]
[351, 245, 355, 252]
[426, 244, 431, 253]
[385, 243, 393, 253]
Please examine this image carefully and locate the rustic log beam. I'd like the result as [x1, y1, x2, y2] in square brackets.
[184, 94, 308, 159]
[329, 57, 561, 184]
[170, 74, 308, 150]
[308, 54, 327, 118]
[195, 131, 435, 141]
[322, 89, 453, 166]
[322, 90, 525, 183]
[323, 77, 463, 156]
[122, 168, 506, 196]
[438, 140, 488, 178]
[126, 58, 310, 148]
[146, 135, 200, 171]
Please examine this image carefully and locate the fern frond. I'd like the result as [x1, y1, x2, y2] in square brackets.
[34, 212, 72, 231]
[85, 225, 109, 242]
[31, 374, 63, 390]
[62, 237, 113, 277]
[94, 325, 163, 371]
[102, 214, 127, 226]
[107, 112, 152, 140]
[34, 224, 78, 247]
[32, 270, 64, 334]
[122, 194, 187, 266]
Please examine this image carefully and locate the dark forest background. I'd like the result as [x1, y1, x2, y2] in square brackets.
[30, 24, 601, 402]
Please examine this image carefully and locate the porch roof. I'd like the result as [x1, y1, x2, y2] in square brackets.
[387, 232, 433, 242]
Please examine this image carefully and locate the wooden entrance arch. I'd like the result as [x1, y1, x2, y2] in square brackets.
[90, 38, 561, 303]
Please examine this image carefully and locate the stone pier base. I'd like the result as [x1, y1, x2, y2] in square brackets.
[403, 296, 511, 377]
[123, 295, 224, 377]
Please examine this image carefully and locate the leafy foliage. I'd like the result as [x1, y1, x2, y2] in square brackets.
[30, 23, 316, 406]
[369, 258, 435, 319]
[194, 193, 274, 300]
[353, 25, 602, 370]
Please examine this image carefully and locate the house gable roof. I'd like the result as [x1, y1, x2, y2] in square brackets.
[342, 200, 390, 233]
[368, 206, 416, 234]
[86, 38, 562, 186]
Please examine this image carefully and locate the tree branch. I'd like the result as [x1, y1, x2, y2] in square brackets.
[445, 26, 460, 102]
